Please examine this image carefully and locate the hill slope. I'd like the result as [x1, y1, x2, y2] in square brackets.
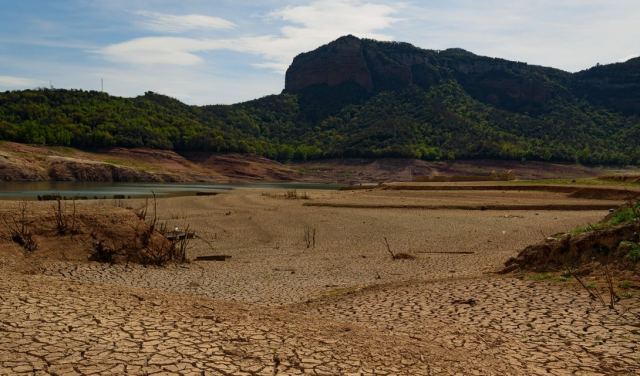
[0, 35, 639, 165]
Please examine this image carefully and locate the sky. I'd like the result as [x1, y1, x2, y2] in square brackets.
[0, 0, 638, 105]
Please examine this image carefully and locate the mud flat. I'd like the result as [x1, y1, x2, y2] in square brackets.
[1, 185, 638, 375]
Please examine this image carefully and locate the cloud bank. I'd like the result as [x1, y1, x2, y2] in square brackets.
[101, 0, 399, 71]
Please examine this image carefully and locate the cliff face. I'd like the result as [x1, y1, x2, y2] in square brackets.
[285, 35, 374, 92]
[283, 35, 573, 114]
[285, 35, 433, 93]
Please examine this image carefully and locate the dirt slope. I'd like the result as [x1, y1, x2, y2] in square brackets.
[1, 141, 637, 183]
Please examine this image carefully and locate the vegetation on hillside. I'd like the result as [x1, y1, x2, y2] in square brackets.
[1, 38, 639, 164]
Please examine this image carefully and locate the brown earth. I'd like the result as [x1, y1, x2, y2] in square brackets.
[504, 221, 640, 273]
[599, 174, 640, 184]
[1, 141, 637, 183]
[0, 142, 217, 182]
[0, 200, 186, 270]
[1, 187, 639, 374]
[379, 182, 640, 200]
[299, 158, 631, 184]
[183, 152, 305, 182]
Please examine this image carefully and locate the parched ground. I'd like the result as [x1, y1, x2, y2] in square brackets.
[300, 278, 640, 375]
[0, 271, 512, 376]
[1, 187, 639, 375]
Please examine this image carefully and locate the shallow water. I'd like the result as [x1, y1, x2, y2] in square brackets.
[0, 181, 341, 200]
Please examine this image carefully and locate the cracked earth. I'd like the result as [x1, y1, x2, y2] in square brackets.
[1, 189, 639, 375]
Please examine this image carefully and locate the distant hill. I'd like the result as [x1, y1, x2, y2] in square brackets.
[1, 35, 639, 164]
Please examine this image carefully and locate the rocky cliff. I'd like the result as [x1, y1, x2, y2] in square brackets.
[285, 35, 374, 92]
[285, 35, 431, 93]
[284, 35, 573, 114]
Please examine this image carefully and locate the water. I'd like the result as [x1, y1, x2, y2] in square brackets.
[0, 181, 342, 200]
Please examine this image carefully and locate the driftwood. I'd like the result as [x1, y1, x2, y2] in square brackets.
[196, 192, 218, 196]
[165, 231, 196, 241]
[195, 255, 232, 261]
[417, 251, 475, 255]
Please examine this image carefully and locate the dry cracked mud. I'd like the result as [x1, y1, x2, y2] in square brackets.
[1, 272, 512, 375]
[1, 188, 639, 375]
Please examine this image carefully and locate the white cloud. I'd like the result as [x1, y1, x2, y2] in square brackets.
[0, 75, 46, 89]
[100, 37, 230, 65]
[402, 0, 640, 72]
[136, 11, 235, 33]
[101, 1, 400, 71]
[86, 65, 282, 105]
[31, 0, 639, 104]
[239, 0, 400, 71]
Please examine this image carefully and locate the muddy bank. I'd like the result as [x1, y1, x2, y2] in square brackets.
[0, 143, 218, 183]
[377, 183, 640, 201]
[303, 202, 617, 211]
[1, 141, 638, 184]
[504, 202, 640, 275]
[297, 158, 626, 183]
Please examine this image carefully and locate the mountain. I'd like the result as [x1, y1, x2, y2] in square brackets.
[572, 57, 640, 116]
[1, 35, 639, 165]
[285, 35, 572, 114]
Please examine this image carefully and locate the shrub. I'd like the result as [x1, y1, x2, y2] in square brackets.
[608, 201, 640, 226]
[88, 235, 119, 264]
[2, 202, 37, 252]
[626, 247, 640, 263]
[52, 198, 78, 236]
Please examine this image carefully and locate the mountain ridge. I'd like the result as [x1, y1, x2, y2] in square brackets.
[0, 35, 638, 165]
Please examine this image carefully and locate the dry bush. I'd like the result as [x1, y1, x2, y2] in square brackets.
[564, 261, 640, 324]
[171, 224, 191, 263]
[52, 198, 79, 236]
[1, 192, 196, 267]
[304, 225, 316, 249]
[135, 197, 149, 221]
[1, 201, 37, 252]
[89, 217, 193, 267]
[112, 198, 125, 208]
[109, 193, 194, 266]
[88, 233, 121, 264]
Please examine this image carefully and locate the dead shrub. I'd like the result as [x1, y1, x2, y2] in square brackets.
[135, 197, 149, 222]
[304, 225, 317, 249]
[2, 201, 37, 252]
[122, 193, 194, 266]
[88, 233, 121, 264]
[52, 198, 78, 236]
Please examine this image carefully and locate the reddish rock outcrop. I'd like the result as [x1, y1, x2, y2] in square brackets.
[285, 35, 374, 92]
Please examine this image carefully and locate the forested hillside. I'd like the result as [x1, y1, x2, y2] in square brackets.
[1, 36, 639, 164]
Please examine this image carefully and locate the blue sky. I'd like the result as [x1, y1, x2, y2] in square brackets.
[0, 0, 638, 104]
